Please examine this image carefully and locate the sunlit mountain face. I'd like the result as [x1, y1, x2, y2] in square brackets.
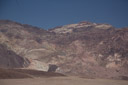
[0, 20, 128, 80]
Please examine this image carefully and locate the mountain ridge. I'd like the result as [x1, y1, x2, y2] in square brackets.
[0, 20, 128, 79]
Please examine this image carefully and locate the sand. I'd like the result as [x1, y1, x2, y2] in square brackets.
[0, 77, 128, 85]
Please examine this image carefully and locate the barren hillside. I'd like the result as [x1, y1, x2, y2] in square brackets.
[0, 20, 128, 79]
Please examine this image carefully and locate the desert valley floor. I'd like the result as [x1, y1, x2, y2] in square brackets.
[0, 77, 128, 85]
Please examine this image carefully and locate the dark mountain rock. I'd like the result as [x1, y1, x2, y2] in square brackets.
[0, 44, 29, 68]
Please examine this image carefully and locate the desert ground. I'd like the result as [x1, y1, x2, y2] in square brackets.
[0, 68, 128, 85]
[0, 77, 128, 85]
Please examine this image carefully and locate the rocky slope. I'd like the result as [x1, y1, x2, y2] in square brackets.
[0, 44, 29, 68]
[0, 20, 128, 79]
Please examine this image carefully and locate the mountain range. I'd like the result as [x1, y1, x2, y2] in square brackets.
[0, 20, 128, 80]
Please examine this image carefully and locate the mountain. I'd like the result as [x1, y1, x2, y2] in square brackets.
[0, 20, 128, 79]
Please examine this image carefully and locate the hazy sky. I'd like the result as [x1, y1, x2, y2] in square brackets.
[0, 0, 128, 29]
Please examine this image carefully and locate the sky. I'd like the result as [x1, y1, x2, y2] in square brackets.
[0, 0, 128, 29]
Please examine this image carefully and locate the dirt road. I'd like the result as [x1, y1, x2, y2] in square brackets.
[0, 77, 128, 85]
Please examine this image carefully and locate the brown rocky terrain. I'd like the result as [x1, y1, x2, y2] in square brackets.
[0, 20, 128, 80]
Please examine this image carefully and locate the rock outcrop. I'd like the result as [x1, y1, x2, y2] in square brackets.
[0, 44, 29, 68]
